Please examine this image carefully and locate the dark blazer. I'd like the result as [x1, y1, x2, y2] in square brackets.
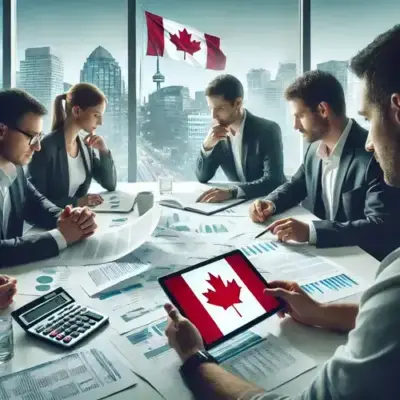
[195, 110, 286, 199]
[28, 128, 117, 208]
[0, 166, 62, 267]
[266, 119, 400, 261]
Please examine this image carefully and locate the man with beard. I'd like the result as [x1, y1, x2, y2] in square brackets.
[163, 25, 400, 399]
[249, 70, 399, 260]
[195, 74, 286, 203]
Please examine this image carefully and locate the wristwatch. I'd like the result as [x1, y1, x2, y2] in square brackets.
[180, 350, 219, 387]
[230, 187, 238, 199]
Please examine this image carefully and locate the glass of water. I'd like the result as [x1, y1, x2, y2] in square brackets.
[158, 175, 173, 195]
[0, 316, 14, 363]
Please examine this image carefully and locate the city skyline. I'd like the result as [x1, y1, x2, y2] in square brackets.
[2, 0, 400, 182]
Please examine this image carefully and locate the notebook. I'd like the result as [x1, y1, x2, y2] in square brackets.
[159, 192, 246, 215]
[90, 191, 136, 213]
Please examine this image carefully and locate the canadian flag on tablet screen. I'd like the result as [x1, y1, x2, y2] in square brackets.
[163, 253, 280, 345]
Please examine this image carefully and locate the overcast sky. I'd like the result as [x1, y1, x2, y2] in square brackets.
[1, 0, 399, 98]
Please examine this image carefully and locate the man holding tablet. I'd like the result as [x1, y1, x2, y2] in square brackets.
[164, 26, 400, 399]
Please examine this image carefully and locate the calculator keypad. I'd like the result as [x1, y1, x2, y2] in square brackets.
[33, 304, 105, 347]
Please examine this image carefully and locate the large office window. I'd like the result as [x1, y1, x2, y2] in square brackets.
[136, 0, 301, 182]
[16, 0, 129, 181]
[312, 0, 400, 130]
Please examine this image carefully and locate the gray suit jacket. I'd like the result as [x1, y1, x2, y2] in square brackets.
[28, 128, 117, 208]
[0, 166, 62, 267]
[195, 111, 286, 199]
[266, 120, 400, 260]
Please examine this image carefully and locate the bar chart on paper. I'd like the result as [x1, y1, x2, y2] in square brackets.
[300, 273, 362, 303]
[239, 241, 280, 258]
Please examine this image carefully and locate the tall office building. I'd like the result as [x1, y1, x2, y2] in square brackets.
[19, 47, 63, 128]
[276, 63, 297, 86]
[194, 91, 208, 112]
[187, 112, 211, 166]
[80, 46, 122, 116]
[246, 68, 271, 94]
[80, 46, 127, 180]
[317, 60, 349, 96]
[63, 82, 72, 92]
[144, 86, 191, 175]
[246, 68, 271, 117]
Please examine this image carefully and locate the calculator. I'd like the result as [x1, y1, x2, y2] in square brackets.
[11, 287, 109, 348]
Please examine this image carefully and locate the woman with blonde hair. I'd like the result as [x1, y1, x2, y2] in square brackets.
[29, 83, 116, 208]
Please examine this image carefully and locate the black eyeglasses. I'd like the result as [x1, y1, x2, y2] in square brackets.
[12, 126, 44, 146]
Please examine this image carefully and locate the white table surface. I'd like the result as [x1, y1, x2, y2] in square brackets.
[0, 182, 380, 399]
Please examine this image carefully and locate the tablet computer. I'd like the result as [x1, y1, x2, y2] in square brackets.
[158, 249, 284, 350]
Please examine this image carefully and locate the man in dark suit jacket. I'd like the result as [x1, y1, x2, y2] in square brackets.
[195, 75, 286, 203]
[250, 70, 400, 261]
[0, 89, 97, 267]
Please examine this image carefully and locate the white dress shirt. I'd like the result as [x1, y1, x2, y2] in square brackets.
[0, 165, 67, 250]
[68, 149, 86, 197]
[202, 110, 247, 197]
[308, 118, 353, 243]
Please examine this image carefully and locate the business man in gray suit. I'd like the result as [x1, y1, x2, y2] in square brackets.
[195, 75, 286, 203]
[250, 70, 400, 261]
[0, 89, 97, 267]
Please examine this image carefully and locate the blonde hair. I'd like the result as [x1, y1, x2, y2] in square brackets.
[52, 83, 107, 131]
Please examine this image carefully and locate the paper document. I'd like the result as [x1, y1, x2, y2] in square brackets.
[160, 192, 246, 215]
[40, 203, 161, 267]
[78, 255, 151, 297]
[112, 321, 315, 400]
[0, 345, 137, 400]
[236, 239, 365, 303]
[90, 261, 187, 334]
[91, 190, 136, 213]
[213, 331, 316, 392]
[12, 266, 72, 296]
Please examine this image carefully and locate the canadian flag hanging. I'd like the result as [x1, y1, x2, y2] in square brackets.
[163, 253, 280, 345]
[145, 11, 227, 71]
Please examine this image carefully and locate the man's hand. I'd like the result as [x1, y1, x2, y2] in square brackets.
[196, 188, 233, 203]
[78, 194, 104, 207]
[164, 303, 204, 362]
[84, 133, 109, 153]
[268, 217, 309, 242]
[249, 200, 274, 223]
[0, 275, 17, 309]
[57, 206, 97, 245]
[264, 280, 324, 327]
[203, 125, 229, 151]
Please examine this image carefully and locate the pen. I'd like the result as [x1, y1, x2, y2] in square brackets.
[255, 226, 270, 239]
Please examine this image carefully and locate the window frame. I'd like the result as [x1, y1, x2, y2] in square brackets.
[2, 0, 310, 181]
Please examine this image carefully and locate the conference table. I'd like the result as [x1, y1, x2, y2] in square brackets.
[0, 182, 380, 399]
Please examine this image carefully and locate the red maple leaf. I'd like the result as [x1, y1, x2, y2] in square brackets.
[202, 273, 243, 317]
[169, 29, 201, 60]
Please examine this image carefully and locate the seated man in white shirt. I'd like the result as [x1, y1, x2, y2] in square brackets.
[0, 88, 97, 267]
[249, 70, 400, 261]
[195, 74, 286, 203]
[164, 25, 400, 400]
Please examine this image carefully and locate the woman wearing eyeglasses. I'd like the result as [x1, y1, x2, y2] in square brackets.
[28, 83, 117, 208]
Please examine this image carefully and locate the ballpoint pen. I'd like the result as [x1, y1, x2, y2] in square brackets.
[254, 226, 270, 239]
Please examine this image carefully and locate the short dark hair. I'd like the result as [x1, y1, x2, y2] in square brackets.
[285, 70, 346, 116]
[350, 24, 400, 112]
[205, 74, 244, 103]
[0, 89, 47, 127]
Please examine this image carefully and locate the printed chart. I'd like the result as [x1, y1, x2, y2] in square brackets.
[301, 273, 361, 302]
[238, 241, 279, 257]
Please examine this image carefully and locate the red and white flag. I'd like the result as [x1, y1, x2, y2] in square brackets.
[145, 11, 226, 71]
[164, 253, 280, 344]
